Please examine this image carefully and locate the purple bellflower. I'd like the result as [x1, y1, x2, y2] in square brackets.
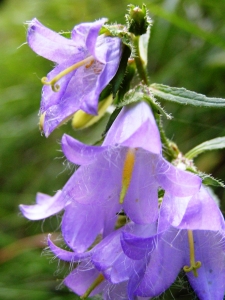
[20, 101, 201, 254]
[27, 18, 122, 136]
[124, 227, 225, 300]
[121, 187, 225, 300]
[48, 234, 149, 300]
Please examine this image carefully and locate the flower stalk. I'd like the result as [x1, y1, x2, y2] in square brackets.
[133, 35, 149, 85]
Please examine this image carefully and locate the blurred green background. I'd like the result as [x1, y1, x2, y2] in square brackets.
[1, 0, 225, 299]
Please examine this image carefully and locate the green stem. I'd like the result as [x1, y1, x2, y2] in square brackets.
[133, 36, 149, 85]
[155, 112, 179, 161]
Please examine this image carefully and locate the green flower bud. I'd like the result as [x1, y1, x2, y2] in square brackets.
[126, 4, 152, 36]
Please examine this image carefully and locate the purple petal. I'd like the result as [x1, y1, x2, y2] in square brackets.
[185, 230, 225, 300]
[19, 190, 64, 220]
[62, 146, 124, 205]
[92, 227, 141, 284]
[156, 158, 201, 197]
[134, 228, 185, 298]
[103, 281, 128, 300]
[164, 186, 225, 231]
[27, 18, 78, 64]
[121, 223, 158, 260]
[61, 201, 104, 252]
[123, 149, 159, 224]
[71, 21, 96, 45]
[64, 260, 107, 296]
[43, 56, 110, 134]
[41, 58, 83, 113]
[86, 18, 108, 62]
[159, 193, 192, 230]
[103, 102, 162, 154]
[48, 235, 91, 262]
[61, 134, 107, 165]
[80, 36, 122, 114]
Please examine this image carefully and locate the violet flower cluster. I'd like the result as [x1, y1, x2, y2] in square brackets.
[20, 10, 225, 300]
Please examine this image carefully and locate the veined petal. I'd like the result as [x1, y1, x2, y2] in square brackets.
[103, 102, 161, 154]
[86, 18, 108, 63]
[41, 56, 84, 112]
[61, 201, 104, 252]
[134, 227, 185, 298]
[92, 227, 141, 284]
[62, 146, 124, 205]
[48, 235, 91, 262]
[121, 232, 157, 260]
[156, 158, 201, 197]
[80, 36, 122, 114]
[186, 230, 225, 300]
[19, 190, 64, 220]
[71, 21, 101, 46]
[61, 134, 108, 165]
[121, 222, 157, 260]
[123, 149, 159, 224]
[64, 260, 107, 297]
[166, 186, 225, 231]
[27, 18, 77, 64]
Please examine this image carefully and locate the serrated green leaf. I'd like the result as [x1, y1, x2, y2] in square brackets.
[117, 84, 171, 119]
[185, 137, 225, 159]
[102, 107, 122, 137]
[110, 45, 131, 98]
[150, 83, 225, 107]
[59, 31, 71, 38]
[201, 174, 225, 188]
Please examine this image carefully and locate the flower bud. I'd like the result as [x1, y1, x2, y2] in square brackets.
[126, 4, 152, 35]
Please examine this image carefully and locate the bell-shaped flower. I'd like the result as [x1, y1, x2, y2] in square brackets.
[56, 101, 201, 252]
[27, 18, 122, 136]
[48, 235, 148, 300]
[20, 101, 201, 253]
[121, 189, 225, 300]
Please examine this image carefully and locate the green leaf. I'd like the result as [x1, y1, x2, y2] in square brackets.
[185, 137, 225, 159]
[102, 107, 122, 137]
[118, 84, 171, 119]
[110, 45, 131, 98]
[150, 83, 225, 107]
[201, 174, 225, 188]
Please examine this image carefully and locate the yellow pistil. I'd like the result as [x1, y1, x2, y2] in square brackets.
[183, 230, 202, 277]
[41, 55, 95, 92]
[119, 149, 136, 204]
[80, 273, 105, 299]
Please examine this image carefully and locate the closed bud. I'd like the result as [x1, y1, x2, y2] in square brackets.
[126, 4, 152, 36]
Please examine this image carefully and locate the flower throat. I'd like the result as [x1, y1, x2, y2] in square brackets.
[119, 149, 136, 204]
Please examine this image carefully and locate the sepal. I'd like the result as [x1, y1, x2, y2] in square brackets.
[126, 4, 152, 36]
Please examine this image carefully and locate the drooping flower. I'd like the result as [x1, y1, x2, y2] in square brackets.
[27, 18, 122, 136]
[48, 235, 149, 300]
[121, 188, 225, 300]
[20, 101, 201, 253]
